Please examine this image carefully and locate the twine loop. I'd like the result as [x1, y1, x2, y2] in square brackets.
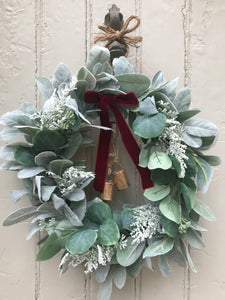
[94, 15, 143, 56]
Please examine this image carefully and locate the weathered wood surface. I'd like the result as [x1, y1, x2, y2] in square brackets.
[0, 1, 225, 299]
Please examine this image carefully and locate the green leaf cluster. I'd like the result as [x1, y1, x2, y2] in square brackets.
[66, 201, 120, 255]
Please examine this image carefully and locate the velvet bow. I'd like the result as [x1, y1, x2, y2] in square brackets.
[84, 91, 154, 193]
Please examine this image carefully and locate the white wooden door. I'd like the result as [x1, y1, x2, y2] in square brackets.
[1, 1, 225, 299]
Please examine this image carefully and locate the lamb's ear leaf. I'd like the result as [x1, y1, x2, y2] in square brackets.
[195, 154, 221, 166]
[185, 119, 218, 137]
[34, 151, 57, 168]
[183, 228, 205, 249]
[112, 56, 134, 76]
[3, 206, 37, 226]
[97, 272, 113, 300]
[77, 66, 96, 90]
[17, 167, 45, 179]
[167, 246, 187, 267]
[116, 73, 150, 97]
[26, 222, 40, 240]
[111, 265, 126, 289]
[143, 237, 174, 258]
[41, 186, 57, 202]
[179, 238, 197, 272]
[14, 146, 36, 166]
[150, 71, 165, 90]
[86, 46, 110, 72]
[0, 127, 24, 141]
[158, 77, 178, 101]
[139, 96, 158, 116]
[182, 132, 202, 148]
[61, 133, 82, 159]
[0, 160, 24, 171]
[193, 198, 216, 221]
[33, 130, 66, 152]
[67, 188, 85, 202]
[173, 87, 191, 112]
[10, 190, 28, 203]
[126, 256, 143, 278]
[177, 109, 200, 123]
[52, 63, 71, 89]
[0, 110, 33, 127]
[117, 237, 145, 267]
[36, 77, 54, 100]
[94, 264, 110, 283]
[49, 159, 73, 176]
[158, 255, 172, 277]
[195, 156, 213, 193]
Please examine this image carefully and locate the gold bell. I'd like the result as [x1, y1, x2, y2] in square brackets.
[113, 169, 130, 191]
[100, 179, 114, 201]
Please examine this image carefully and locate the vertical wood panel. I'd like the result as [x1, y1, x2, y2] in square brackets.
[141, 1, 186, 299]
[190, 1, 225, 299]
[0, 1, 37, 299]
[89, 2, 143, 299]
[1, 1, 225, 300]
[142, 0, 185, 88]
[36, 1, 87, 299]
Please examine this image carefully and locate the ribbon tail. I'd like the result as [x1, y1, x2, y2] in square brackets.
[112, 107, 154, 190]
[93, 107, 112, 193]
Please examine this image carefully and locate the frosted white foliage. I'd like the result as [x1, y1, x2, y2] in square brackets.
[157, 100, 188, 177]
[48, 166, 94, 196]
[59, 235, 127, 274]
[131, 205, 161, 244]
[31, 76, 78, 130]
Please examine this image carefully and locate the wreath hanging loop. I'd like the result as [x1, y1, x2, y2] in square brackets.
[94, 15, 143, 56]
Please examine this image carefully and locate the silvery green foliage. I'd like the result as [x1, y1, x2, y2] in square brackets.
[158, 255, 172, 277]
[139, 96, 158, 116]
[48, 165, 94, 198]
[0, 45, 220, 300]
[112, 56, 134, 76]
[130, 205, 161, 243]
[36, 77, 54, 100]
[52, 63, 72, 89]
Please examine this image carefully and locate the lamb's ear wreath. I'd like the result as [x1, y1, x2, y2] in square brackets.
[0, 4, 220, 300]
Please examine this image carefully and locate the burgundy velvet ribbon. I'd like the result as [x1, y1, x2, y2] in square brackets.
[84, 91, 154, 193]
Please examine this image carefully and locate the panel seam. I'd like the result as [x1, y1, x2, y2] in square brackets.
[34, 1, 42, 299]
[181, 1, 192, 298]
[134, 1, 142, 299]
[35, 0, 42, 109]
[84, 1, 92, 299]
[182, 0, 192, 89]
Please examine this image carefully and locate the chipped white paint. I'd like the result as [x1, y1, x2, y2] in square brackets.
[0, 0, 225, 299]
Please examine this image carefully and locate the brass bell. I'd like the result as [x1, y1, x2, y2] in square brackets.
[100, 179, 114, 201]
[113, 169, 130, 190]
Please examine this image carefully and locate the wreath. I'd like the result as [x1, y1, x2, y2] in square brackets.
[0, 12, 220, 300]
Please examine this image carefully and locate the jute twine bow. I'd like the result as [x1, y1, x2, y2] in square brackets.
[94, 15, 143, 56]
